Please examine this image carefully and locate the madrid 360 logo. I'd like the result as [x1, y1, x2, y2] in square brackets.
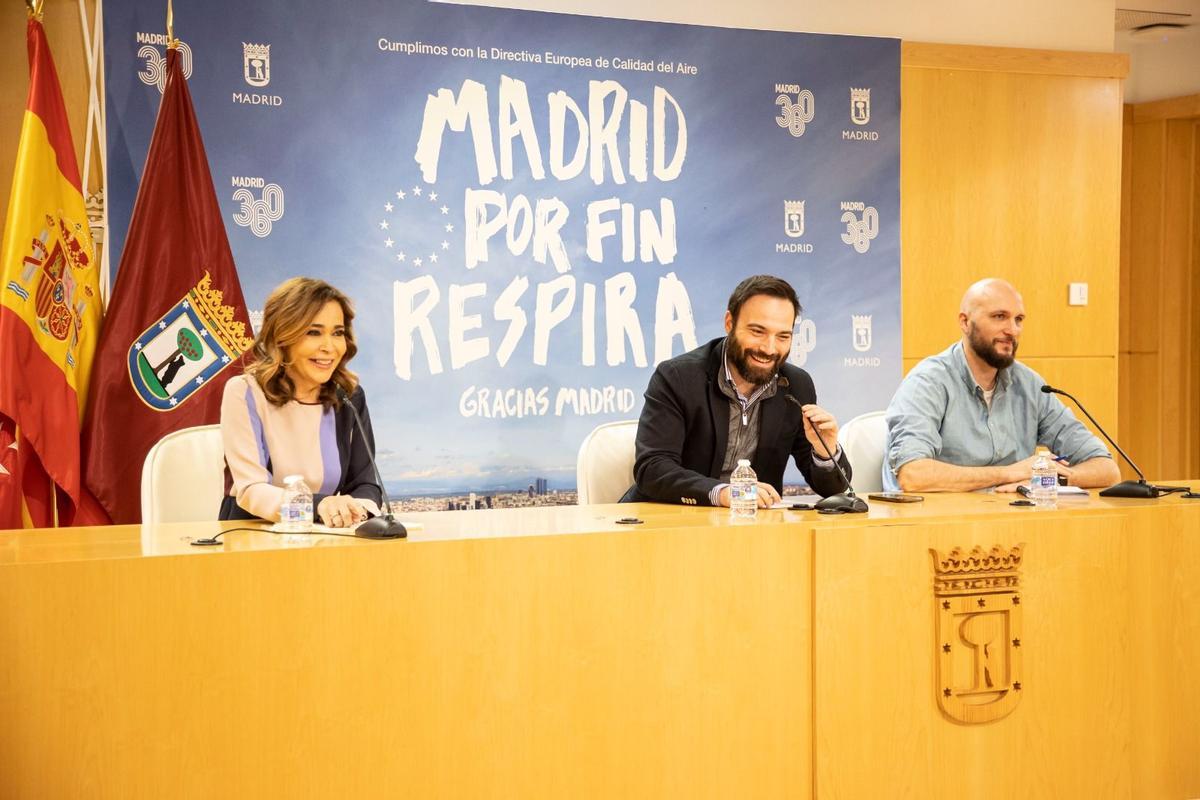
[135, 32, 192, 93]
[839, 202, 878, 253]
[774, 83, 814, 138]
[231, 177, 285, 238]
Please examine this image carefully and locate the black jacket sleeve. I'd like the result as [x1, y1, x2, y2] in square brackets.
[314, 386, 384, 514]
[631, 362, 722, 505]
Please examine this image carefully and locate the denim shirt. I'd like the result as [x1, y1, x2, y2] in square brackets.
[882, 342, 1111, 491]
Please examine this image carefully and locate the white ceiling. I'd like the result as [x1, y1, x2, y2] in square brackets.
[449, 0, 1200, 103]
[1115, 1, 1200, 103]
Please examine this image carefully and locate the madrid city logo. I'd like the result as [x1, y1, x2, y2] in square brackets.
[127, 272, 253, 411]
[852, 314, 872, 352]
[243, 42, 270, 87]
[233, 42, 282, 106]
[136, 32, 193, 93]
[840, 202, 879, 254]
[931, 544, 1026, 724]
[5, 211, 96, 368]
[850, 87, 870, 125]
[842, 87, 880, 141]
[231, 177, 285, 238]
[774, 84, 815, 138]
[776, 200, 813, 255]
[784, 200, 805, 238]
[845, 314, 880, 367]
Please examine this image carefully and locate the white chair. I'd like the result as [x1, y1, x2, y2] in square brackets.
[140, 424, 225, 524]
[839, 411, 888, 494]
[576, 420, 639, 504]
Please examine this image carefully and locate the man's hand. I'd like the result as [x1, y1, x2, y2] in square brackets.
[801, 404, 840, 459]
[318, 494, 369, 528]
[753, 481, 781, 508]
[718, 482, 782, 508]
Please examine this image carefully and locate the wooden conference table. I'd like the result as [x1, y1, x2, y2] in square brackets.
[2, 488, 1198, 798]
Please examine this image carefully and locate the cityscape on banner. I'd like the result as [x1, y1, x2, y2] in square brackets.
[394, 480, 576, 512]
[389, 481, 818, 512]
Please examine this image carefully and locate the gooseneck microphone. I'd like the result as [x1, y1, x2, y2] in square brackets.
[336, 386, 408, 539]
[781, 389, 867, 513]
[1040, 384, 1185, 499]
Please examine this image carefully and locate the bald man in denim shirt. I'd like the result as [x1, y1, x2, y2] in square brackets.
[883, 278, 1120, 493]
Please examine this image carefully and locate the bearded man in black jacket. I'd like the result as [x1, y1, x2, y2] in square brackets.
[620, 275, 851, 507]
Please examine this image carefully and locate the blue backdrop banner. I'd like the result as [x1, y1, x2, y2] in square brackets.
[104, 1, 901, 506]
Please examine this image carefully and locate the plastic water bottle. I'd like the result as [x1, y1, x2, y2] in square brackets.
[279, 475, 314, 534]
[730, 459, 758, 519]
[1029, 454, 1058, 508]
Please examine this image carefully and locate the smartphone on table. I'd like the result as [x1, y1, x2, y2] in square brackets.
[867, 492, 923, 503]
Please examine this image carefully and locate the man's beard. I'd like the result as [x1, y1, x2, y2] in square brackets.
[728, 334, 783, 386]
[968, 322, 1017, 370]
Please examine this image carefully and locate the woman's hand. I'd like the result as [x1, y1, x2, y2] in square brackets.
[317, 494, 368, 528]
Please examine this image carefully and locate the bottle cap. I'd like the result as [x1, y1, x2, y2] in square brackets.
[737, 459, 751, 466]
[283, 474, 302, 485]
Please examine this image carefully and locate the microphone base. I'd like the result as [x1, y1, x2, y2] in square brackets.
[1099, 480, 1160, 499]
[355, 515, 408, 539]
[814, 493, 869, 513]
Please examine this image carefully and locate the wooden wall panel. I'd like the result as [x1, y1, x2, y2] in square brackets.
[1133, 94, 1200, 122]
[1124, 353, 1162, 479]
[1160, 122, 1196, 478]
[1122, 100, 1200, 482]
[1018, 356, 1118, 443]
[1119, 107, 1133, 359]
[1118, 110, 1133, 477]
[1127, 124, 1165, 355]
[900, 66, 1123, 363]
[1193, 126, 1200, 478]
[900, 42, 1128, 78]
[1118, 351, 1133, 479]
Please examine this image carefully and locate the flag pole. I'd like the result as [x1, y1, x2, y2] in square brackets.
[79, 0, 110, 309]
[167, 0, 178, 50]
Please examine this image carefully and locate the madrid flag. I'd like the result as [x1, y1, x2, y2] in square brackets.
[0, 15, 104, 529]
[81, 44, 252, 524]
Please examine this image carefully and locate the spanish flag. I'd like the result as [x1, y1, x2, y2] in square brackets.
[0, 12, 104, 529]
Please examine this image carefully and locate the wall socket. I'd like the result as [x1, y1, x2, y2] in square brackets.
[1068, 283, 1088, 306]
